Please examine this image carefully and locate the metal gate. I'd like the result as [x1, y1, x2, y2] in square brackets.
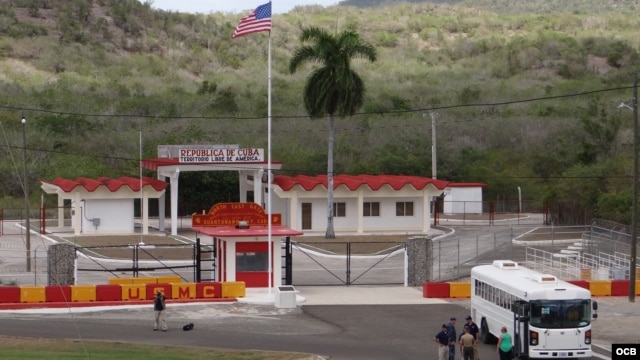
[74, 242, 216, 284]
[286, 241, 406, 286]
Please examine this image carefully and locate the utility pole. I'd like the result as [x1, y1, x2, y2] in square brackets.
[631, 73, 638, 303]
[22, 117, 31, 272]
[430, 112, 438, 179]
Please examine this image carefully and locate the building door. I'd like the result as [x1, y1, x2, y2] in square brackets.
[301, 203, 312, 230]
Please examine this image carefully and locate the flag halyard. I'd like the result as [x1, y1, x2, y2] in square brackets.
[232, 2, 272, 38]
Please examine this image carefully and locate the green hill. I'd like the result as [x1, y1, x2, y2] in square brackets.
[1, 0, 639, 224]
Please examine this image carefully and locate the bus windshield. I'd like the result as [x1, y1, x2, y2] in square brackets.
[529, 299, 591, 329]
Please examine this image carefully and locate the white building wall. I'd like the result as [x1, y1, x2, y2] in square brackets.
[269, 192, 289, 226]
[274, 183, 438, 234]
[361, 197, 424, 232]
[80, 199, 134, 234]
[306, 198, 327, 232]
[333, 198, 359, 232]
[444, 187, 483, 213]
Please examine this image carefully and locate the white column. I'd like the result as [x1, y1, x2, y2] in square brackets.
[422, 191, 431, 233]
[170, 170, 179, 235]
[253, 169, 263, 206]
[289, 193, 298, 230]
[239, 171, 248, 203]
[157, 173, 165, 232]
[272, 240, 282, 287]
[74, 192, 82, 235]
[357, 189, 364, 233]
[225, 240, 236, 282]
[57, 195, 64, 228]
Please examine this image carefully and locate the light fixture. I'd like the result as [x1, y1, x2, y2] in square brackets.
[236, 220, 249, 229]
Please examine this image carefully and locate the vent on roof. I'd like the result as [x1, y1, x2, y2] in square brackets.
[531, 274, 557, 284]
[492, 260, 519, 269]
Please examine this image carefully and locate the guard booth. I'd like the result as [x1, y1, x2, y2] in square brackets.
[192, 202, 302, 288]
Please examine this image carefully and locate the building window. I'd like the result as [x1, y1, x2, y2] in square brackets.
[396, 201, 414, 216]
[333, 202, 346, 217]
[363, 202, 380, 216]
[236, 252, 268, 272]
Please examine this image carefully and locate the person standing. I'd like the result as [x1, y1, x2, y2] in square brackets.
[434, 324, 450, 360]
[153, 290, 167, 331]
[445, 316, 457, 360]
[464, 315, 480, 360]
[496, 326, 514, 360]
[459, 326, 475, 360]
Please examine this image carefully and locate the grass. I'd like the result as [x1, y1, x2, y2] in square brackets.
[0, 336, 314, 360]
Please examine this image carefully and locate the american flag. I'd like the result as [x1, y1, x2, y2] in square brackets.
[232, 2, 272, 38]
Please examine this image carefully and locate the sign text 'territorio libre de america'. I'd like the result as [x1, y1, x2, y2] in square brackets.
[179, 148, 264, 163]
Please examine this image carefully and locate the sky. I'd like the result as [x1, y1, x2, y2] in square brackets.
[147, 1, 340, 15]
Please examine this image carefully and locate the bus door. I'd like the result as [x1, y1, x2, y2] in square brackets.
[512, 300, 530, 359]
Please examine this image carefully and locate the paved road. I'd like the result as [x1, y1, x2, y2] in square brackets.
[0, 301, 531, 360]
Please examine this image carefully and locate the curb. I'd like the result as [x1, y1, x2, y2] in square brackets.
[0, 297, 235, 311]
[592, 343, 611, 359]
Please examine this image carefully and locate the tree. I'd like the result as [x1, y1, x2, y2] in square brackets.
[289, 27, 377, 238]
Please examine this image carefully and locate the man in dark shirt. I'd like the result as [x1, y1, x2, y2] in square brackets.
[445, 316, 457, 360]
[434, 324, 450, 360]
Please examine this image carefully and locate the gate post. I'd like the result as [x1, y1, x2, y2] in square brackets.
[283, 237, 292, 285]
[406, 235, 436, 286]
[195, 238, 201, 282]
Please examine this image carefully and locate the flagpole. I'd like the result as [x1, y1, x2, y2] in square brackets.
[267, 15, 273, 298]
[231, 0, 274, 298]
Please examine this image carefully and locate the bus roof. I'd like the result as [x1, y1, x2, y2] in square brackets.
[471, 260, 591, 300]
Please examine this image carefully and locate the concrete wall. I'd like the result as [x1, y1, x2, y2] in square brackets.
[406, 235, 435, 286]
[48, 243, 75, 285]
[444, 187, 483, 214]
[77, 199, 134, 234]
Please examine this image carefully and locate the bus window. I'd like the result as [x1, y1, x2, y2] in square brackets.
[530, 300, 591, 329]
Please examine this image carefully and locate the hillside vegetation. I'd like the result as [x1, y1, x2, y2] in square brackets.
[1, 0, 639, 224]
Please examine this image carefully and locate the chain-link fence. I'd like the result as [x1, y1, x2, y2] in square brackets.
[431, 228, 516, 281]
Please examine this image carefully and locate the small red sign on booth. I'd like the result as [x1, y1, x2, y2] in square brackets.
[192, 202, 281, 227]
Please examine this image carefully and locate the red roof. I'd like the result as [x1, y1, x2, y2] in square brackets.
[272, 174, 451, 191]
[40, 176, 167, 193]
[193, 226, 303, 238]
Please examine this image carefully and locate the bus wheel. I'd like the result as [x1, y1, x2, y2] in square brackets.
[480, 319, 491, 344]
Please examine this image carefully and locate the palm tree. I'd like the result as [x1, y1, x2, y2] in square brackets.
[289, 27, 377, 239]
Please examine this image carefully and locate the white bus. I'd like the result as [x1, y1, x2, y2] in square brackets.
[471, 260, 597, 359]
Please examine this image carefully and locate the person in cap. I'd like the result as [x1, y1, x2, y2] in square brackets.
[465, 315, 480, 360]
[445, 317, 457, 360]
[434, 324, 449, 360]
[153, 290, 167, 331]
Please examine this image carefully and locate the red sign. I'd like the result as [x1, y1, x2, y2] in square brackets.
[192, 202, 281, 227]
